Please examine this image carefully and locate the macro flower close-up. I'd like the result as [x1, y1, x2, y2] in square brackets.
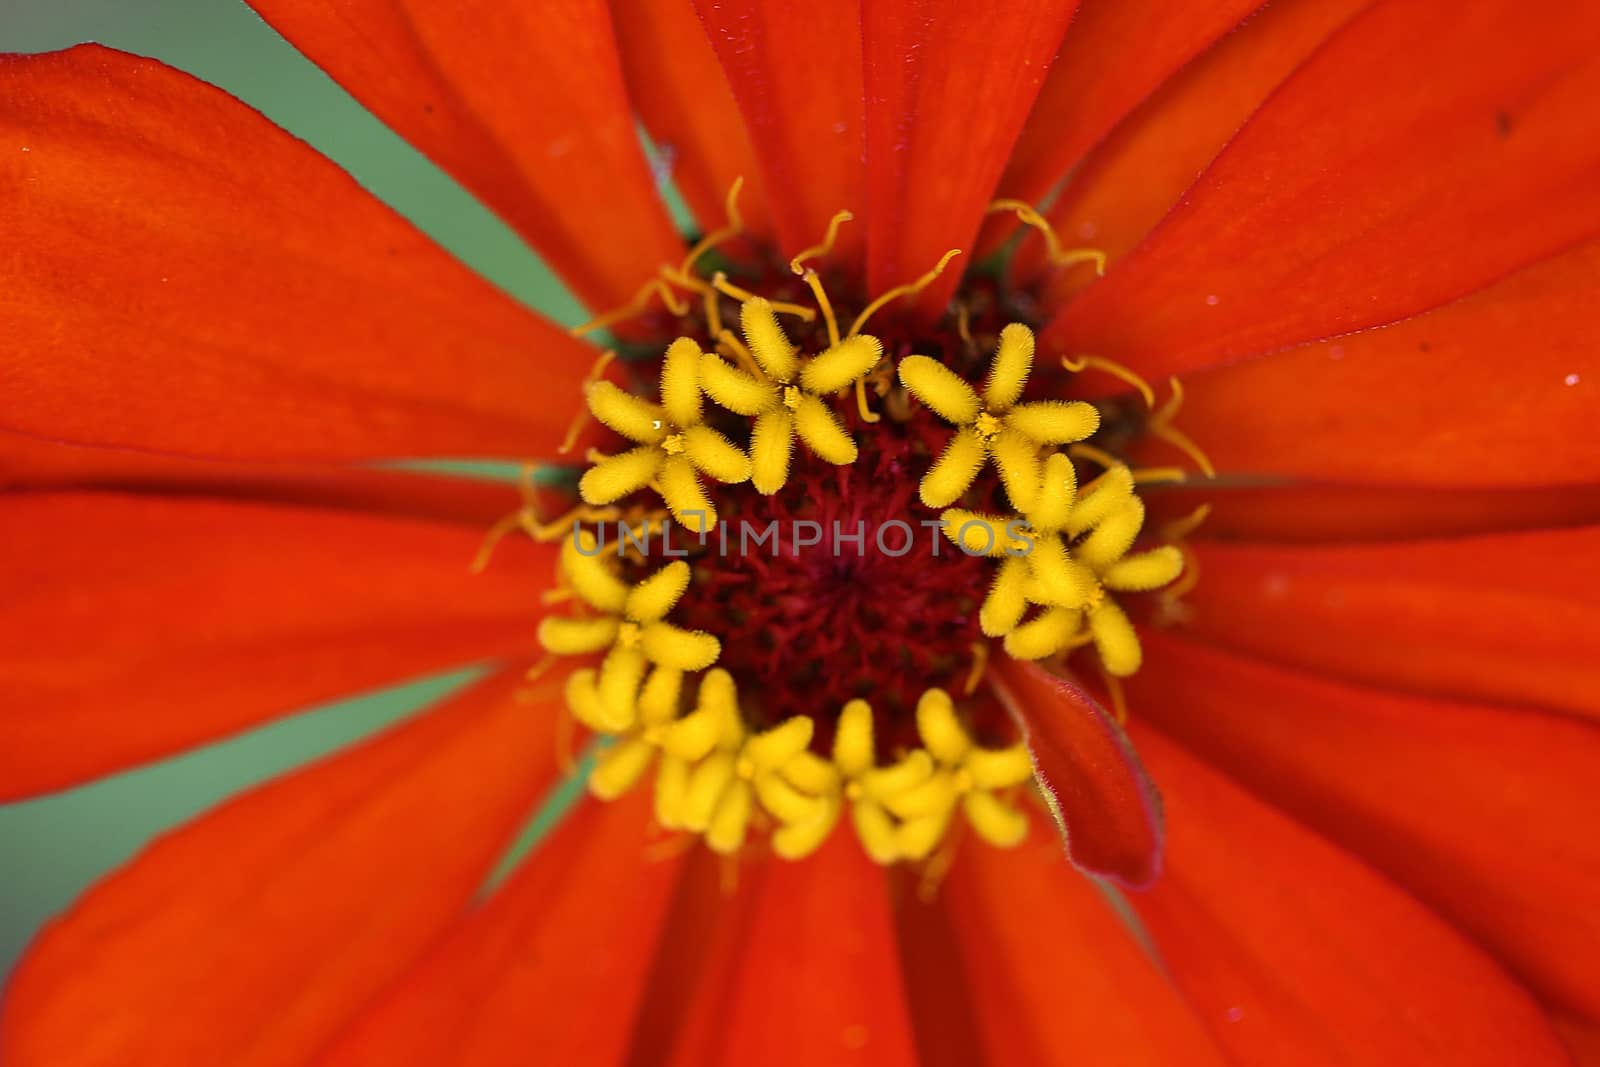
[3, 0, 1600, 1063]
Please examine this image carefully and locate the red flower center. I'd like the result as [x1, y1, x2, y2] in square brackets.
[522, 203, 1202, 863]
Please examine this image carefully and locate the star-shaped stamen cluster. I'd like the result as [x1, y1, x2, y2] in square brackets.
[699, 297, 883, 493]
[578, 338, 751, 533]
[938, 454, 1183, 676]
[898, 324, 1100, 511]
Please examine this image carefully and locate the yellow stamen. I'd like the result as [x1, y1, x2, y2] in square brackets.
[986, 198, 1106, 277]
[963, 641, 989, 697]
[1162, 502, 1213, 543]
[789, 209, 854, 275]
[1067, 441, 1125, 473]
[558, 349, 618, 455]
[1149, 376, 1218, 478]
[1060, 353, 1155, 409]
[801, 269, 842, 349]
[854, 377, 882, 424]
[571, 276, 689, 338]
[1099, 665, 1130, 727]
[714, 327, 765, 379]
[711, 273, 816, 322]
[955, 301, 977, 354]
[469, 508, 536, 575]
[1131, 466, 1190, 485]
[846, 249, 961, 339]
[673, 176, 745, 282]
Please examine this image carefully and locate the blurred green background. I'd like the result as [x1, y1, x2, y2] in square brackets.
[0, 0, 588, 978]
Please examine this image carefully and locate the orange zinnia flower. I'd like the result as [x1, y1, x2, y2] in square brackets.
[4, 0, 1600, 1064]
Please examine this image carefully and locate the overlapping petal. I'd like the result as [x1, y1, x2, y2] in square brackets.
[314, 792, 677, 1066]
[0, 431, 516, 526]
[692, 0, 866, 264]
[721, 843, 916, 1064]
[1043, 0, 1600, 386]
[0, 46, 593, 462]
[610, 0, 772, 238]
[1184, 526, 1600, 720]
[246, 0, 683, 310]
[861, 0, 1077, 318]
[1155, 481, 1600, 544]
[1149, 237, 1600, 486]
[633, 838, 915, 1066]
[1132, 633, 1600, 1018]
[991, 659, 1163, 888]
[0, 670, 566, 1067]
[998, 0, 1265, 207]
[1129, 725, 1572, 1065]
[897, 842, 1227, 1065]
[1556, 1015, 1600, 1066]
[1022, 0, 1371, 283]
[0, 492, 551, 799]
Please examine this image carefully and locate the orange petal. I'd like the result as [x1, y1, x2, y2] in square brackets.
[0, 46, 593, 462]
[1132, 632, 1600, 1019]
[1184, 526, 1600, 720]
[0, 491, 552, 799]
[1128, 724, 1571, 1065]
[610, 0, 772, 238]
[692, 0, 866, 266]
[315, 791, 678, 1066]
[0, 430, 519, 527]
[1151, 482, 1600, 544]
[622, 846, 760, 1064]
[1023, 0, 1370, 284]
[245, 0, 683, 310]
[1141, 237, 1600, 486]
[997, 0, 1264, 208]
[0, 669, 567, 1067]
[1043, 0, 1600, 387]
[1555, 1013, 1600, 1067]
[861, 0, 1078, 318]
[897, 841, 1228, 1065]
[991, 659, 1163, 888]
[634, 838, 916, 1066]
[717, 836, 917, 1066]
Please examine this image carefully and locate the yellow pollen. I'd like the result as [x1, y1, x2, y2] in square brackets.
[661, 433, 687, 455]
[617, 621, 643, 649]
[782, 385, 802, 411]
[974, 411, 1003, 439]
